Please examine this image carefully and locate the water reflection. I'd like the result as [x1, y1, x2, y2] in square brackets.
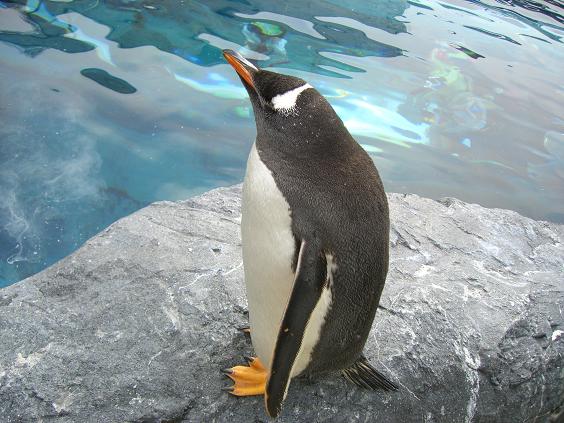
[0, 0, 562, 286]
[1, 0, 405, 76]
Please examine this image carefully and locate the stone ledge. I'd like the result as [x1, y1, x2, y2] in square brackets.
[1, 185, 562, 422]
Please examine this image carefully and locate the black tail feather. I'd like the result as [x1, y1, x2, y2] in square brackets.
[342, 355, 399, 391]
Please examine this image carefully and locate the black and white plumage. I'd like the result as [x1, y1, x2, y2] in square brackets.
[223, 50, 397, 418]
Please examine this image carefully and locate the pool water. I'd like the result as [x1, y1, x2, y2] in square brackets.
[0, 0, 562, 287]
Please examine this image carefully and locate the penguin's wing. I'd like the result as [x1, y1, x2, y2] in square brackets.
[265, 239, 327, 418]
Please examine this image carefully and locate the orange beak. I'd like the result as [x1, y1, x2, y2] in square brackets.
[223, 49, 257, 90]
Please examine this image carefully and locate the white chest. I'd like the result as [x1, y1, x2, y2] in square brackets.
[241, 144, 296, 370]
[240, 144, 333, 376]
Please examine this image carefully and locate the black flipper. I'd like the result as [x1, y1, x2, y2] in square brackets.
[265, 239, 326, 418]
[342, 355, 399, 391]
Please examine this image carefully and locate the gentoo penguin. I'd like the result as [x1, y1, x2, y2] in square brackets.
[222, 49, 397, 418]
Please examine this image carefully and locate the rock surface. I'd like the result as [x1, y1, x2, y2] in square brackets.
[0, 185, 563, 423]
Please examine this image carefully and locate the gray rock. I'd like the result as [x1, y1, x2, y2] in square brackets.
[0, 185, 563, 423]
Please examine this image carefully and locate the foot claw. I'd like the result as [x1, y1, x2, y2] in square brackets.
[237, 325, 251, 334]
[220, 357, 267, 397]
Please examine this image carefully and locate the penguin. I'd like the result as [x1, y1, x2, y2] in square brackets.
[222, 49, 398, 418]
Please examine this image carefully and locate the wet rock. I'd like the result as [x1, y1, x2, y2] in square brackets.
[0, 185, 562, 422]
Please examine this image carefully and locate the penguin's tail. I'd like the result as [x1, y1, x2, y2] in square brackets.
[342, 355, 399, 391]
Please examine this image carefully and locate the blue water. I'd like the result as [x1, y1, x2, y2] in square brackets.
[0, 0, 563, 287]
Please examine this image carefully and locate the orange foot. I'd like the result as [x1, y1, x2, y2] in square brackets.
[222, 356, 267, 396]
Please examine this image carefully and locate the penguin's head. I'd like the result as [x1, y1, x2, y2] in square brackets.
[223, 49, 345, 143]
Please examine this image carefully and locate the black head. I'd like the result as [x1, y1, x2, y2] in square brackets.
[223, 50, 348, 151]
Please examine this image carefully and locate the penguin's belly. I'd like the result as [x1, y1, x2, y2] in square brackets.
[241, 144, 335, 376]
[241, 144, 296, 371]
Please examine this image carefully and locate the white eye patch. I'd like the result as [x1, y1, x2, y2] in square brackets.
[271, 83, 313, 115]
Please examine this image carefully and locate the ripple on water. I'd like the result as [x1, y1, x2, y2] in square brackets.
[0, 0, 562, 286]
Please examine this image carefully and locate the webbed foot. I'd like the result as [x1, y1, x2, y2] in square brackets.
[222, 356, 267, 396]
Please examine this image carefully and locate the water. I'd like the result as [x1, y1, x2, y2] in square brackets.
[0, 0, 562, 287]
